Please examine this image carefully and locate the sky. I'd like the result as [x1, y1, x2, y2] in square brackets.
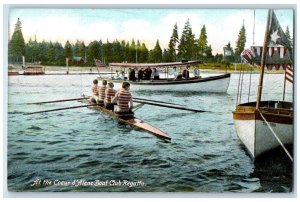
[8, 7, 294, 55]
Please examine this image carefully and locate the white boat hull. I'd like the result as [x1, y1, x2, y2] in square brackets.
[108, 73, 230, 93]
[232, 101, 293, 158]
[234, 119, 293, 158]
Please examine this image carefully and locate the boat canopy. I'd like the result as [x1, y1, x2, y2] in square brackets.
[109, 60, 203, 69]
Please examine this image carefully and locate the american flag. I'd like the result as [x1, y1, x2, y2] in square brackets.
[241, 49, 254, 65]
[285, 65, 293, 83]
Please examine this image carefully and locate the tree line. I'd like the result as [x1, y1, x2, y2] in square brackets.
[8, 18, 293, 67]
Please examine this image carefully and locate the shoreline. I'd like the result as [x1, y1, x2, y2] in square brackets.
[8, 65, 286, 75]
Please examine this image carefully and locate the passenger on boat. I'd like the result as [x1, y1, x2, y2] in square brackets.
[98, 80, 107, 106]
[151, 68, 160, 80]
[182, 66, 190, 79]
[138, 68, 144, 81]
[129, 68, 136, 81]
[104, 82, 117, 111]
[193, 68, 200, 78]
[90, 79, 99, 103]
[112, 70, 122, 80]
[144, 67, 152, 80]
[112, 81, 133, 114]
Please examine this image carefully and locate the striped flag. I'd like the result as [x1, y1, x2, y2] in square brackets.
[285, 65, 293, 83]
[241, 49, 254, 65]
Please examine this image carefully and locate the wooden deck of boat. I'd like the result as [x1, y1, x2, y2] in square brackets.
[83, 98, 171, 141]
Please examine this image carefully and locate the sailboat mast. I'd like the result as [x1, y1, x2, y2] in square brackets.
[253, 10, 255, 45]
[256, 10, 272, 109]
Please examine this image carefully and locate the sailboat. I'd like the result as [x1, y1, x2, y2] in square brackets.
[232, 10, 294, 160]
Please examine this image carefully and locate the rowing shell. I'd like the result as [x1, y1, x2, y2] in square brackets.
[83, 97, 171, 141]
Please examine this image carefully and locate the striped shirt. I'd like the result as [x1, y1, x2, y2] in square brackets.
[92, 84, 99, 96]
[105, 88, 116, 103]
[98, 85, 107, 101]
[115, 89, 132, 112]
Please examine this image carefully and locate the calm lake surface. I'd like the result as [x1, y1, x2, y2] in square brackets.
[6, 72, 294, 193]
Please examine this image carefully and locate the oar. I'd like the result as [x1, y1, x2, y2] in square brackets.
[133, 97, 185, 106]
[27, 97, 88, 105]
[132, 100, 208, 113]
[24, 104, 97, 115]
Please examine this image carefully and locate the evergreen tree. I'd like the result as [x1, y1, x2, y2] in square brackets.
[205, 45, 213, 62]
[234, 24, 246, 61]
[53, 42, 65, 65]
[162, 48, 168, 62]
[198, 25, 208, 60]
[9, 18, 25, 62]
[129, 39, 137, 63]
[124, 42, 130, 63]
[74, 40, 86, 59]
[46, 42, 55, 63]
[86, 40, 101, 65]
[177, 19, 196, 60]
[149, 40, 162, 62]
[139, 43, 149, 62]
[167, 23, 179, 62]
[64, 40, 73, 60]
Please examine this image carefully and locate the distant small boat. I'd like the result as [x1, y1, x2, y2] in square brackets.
[108, 61, 231, 93]
[8, 65, 19, 76]
[22, 66, 45, 75]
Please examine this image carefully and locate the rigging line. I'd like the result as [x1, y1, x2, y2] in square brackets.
[236, 61, 243, 105]
[239, 63, 245, 104]
[258, 110, 293, 162]
[247, 65, 253, 103]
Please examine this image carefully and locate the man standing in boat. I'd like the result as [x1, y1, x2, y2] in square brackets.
[104, 82, 117, 111]
[144, 67, 152, 80]
[129, 68, 136, 81]
[98, 80, 107, 106]
[112, 81, 133, 114]
[138, 68, 144, 81]
[182, 65, 190, 79]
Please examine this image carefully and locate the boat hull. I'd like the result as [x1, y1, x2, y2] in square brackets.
[233, 101, 293, 158]
[108, 73, 230, 93]
[83, 98, 171, 141]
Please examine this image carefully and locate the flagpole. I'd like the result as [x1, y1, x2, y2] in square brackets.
[256, 10, 272, 110]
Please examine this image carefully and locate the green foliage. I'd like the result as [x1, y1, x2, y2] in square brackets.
[178, 19, 197, 60]
[64, 41, 73, 59]
[11, 17, 261, 67]
[167, 23, 179, 62]
[234, 24, 246, 60]
[8, 18, 25, 62]
[198, 25, 208, 60]
[149, 40, 162, 62]
[86, 40, 101, 65]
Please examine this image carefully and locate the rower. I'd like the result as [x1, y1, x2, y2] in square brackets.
[98, 80, 107, 106]
[104, 82, 117, 111]
[112, 81, 133, 115]
[90, 79, 99, 103]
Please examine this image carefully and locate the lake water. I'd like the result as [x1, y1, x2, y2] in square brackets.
[6, 72, 294, 193]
